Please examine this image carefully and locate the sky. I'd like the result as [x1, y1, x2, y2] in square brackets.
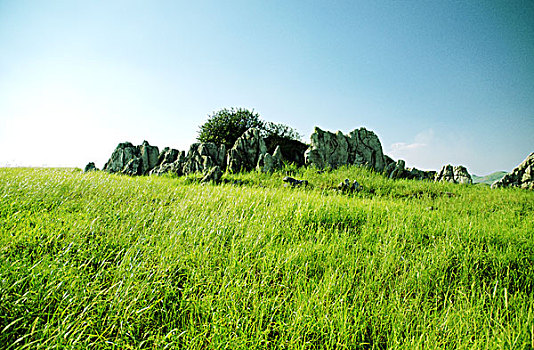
[0, 0, 533, 175]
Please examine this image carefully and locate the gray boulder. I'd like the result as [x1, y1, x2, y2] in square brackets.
[150, 149, 185, 176]
[304, 128, 348, 169]
[156, 147, 180, 167]
[201, 166, 223, 183]
[182, 142, 226, 175]
[492, 152, 534, 190]
[84, 162, 98, 173]
[103, 142, 140, 174]
[346, 128, 386, 172]
[227, 128, 267, 173]
[388, 160, 406, 179]
[383, 158, 435, 181]
[435, 164, 472, 184]
[283, 176, 309, 187]
[122, 157, 143, 176]
[304, 126, 386, 171]
[103, 140, 160, 176]
[139, 141, 159, 175]
[257, 145, 284, 173]
[454, 166, 473, 184]
[337, 179, 361, 193]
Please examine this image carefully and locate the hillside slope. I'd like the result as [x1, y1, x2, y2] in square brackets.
[471, 171, 507, 185]
[1, 167, 533, 349]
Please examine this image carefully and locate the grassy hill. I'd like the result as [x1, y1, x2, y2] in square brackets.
[1, 167, 533, 349]
[471, 171, 507, 185]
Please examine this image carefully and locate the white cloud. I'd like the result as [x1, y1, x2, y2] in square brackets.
[390, 142, 426, 151]
[388, 128, 476, 172]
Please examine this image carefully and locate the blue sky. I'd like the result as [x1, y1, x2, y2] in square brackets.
[0, 0, 532, 175]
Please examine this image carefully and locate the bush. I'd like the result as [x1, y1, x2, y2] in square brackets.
[197, 109, 307, 165]
[197, 108, 263, 150]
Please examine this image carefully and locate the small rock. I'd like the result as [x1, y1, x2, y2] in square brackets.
[337, 178, 361, 192]
[84, 162, 98, 173]
[283, 176, 309, 187]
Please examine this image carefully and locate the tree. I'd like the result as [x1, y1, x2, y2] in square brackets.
[197, 108, 263, 150]
[197, 107, 308, 165]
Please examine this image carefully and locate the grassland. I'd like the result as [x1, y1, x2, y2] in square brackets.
[1, 166, 533, 349]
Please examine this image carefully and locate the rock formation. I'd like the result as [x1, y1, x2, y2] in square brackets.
[227, 128, 267, 173]
[201, 166, 223, 183]
[304, 127, 386, 172]
[257, 145, 284, 173]
[435, 165, 473, 184]
[103, 141, 159, 176]
[182, 143, 226, 175]
[150, 148, 185, 176]
[337, 179, 361, 193]
[492, 152, 534, 190]
[264, 136, 308, 166]
[84, 162, 98, 173]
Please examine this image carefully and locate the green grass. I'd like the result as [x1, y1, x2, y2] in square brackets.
[1, 167, 533, 349]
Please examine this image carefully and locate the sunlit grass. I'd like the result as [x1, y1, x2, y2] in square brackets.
[1, 167, 533, 349]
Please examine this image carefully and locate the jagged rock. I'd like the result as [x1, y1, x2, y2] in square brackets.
[492, 152, 534, 190]
[257, 145, 284, 173]
[103, 141, 159, 176]
[435, 164, 472, 184]
[122, 157, 143, 176]
[346, 128, 386, 171]
[283, 176, 309, 187]
[84, 162, 98, 173]
[139, 141, 159, 175]
[150, 150, 185, 176]
[435, 165, 455, 183]
[103, 142, 140, 173]
[156, 147, 180, 167]
[201, 166, 223, 183]
[407, 168, 436, 181]
[304, 127, 386, 171]
[227, 128, 267, 173]
[264, 136, 308, 166]
[337, 179, 360, 192]
[383, 158, 435, 181]
[453, 166, 473, 184]
[389, 160, 406, 179]
[384, 155, 395, 169]
[182, 142, 226, 175]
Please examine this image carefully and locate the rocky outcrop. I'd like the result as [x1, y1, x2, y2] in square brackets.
[201, 166, 223, 183]
[139, 141, 159, 175]
[84, 162, 98, 173]
[492, 152, 534, 190]
[150, 143, 226, 177]
[227, 128, 267, 173]
[304, 127, 386, 172]
[435, 165, 473, 184]
[383, 159, 435, 181]
[182, 143, 226, 175]
[387, 160, 406, 180]
[257, 145, 284, 173]
[103, 141, 159, 176]
[264, 136, 308, 166]
[150, 148, 185, 176]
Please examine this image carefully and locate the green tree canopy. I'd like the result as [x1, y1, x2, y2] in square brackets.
[197, 108, 303, 150]
[197, 108, 263, 150]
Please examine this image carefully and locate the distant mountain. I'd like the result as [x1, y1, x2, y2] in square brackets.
[471, 171, 507, 185]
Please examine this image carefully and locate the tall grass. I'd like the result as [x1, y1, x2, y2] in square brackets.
[0, 167, 533, 349]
